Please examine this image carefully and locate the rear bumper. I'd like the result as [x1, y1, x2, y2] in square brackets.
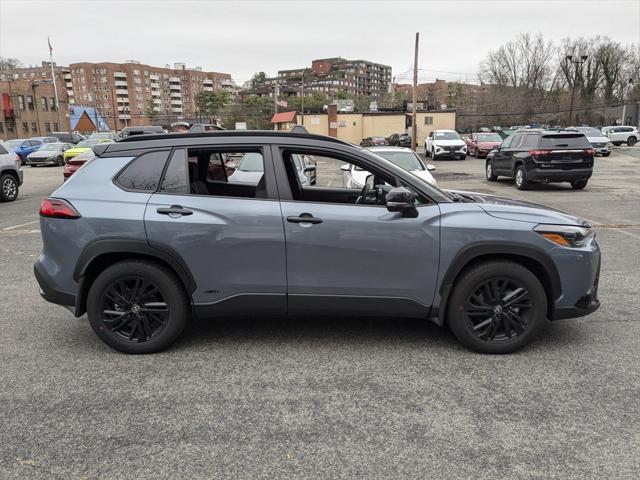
[527, 167, 592, 182]
[34, 260, 76, 309]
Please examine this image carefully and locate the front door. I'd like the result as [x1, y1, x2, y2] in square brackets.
[273, 146, 441, 317]
[144, 146, 287, 317]
[493, 133, 519, 174]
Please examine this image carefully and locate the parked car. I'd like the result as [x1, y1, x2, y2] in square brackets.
[425, 129, 467, 160]
[485, 130, 594, 190]
[62, 149, 95, 180]
[228, 152, 315, 186]
[26, 142, 71, 166]
[360, 136, 389, 147]
[118, 125, 165, 139]
[565, 127, 612, 156]
[6, 138, 43, 164]
[88, 131, 119, 141]
[51, 131, 85, 144]
[387, 133, 412, 147]
[365, 146, 437, 185]
[35, 130, 600, 355]
[31, 136, 59, 144]
[606, 126, 638, 146]
[0, 142, 23, 202]
[497, 128, 515, 139]
[64, 139, 114, 162]
[465, 132, 503, 158]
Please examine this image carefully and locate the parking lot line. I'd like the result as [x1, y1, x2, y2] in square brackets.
[2, 220, 39, 231]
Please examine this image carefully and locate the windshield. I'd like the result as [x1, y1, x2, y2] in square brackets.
[39, 143, 64, 151]
[577, 127, 604, 137]
[375, 151, 424, 171]
[4, 140, 24, 150]
[477, 133, 502, 142]
[237, 152, 264, 171]
[76, 140, 99, 148]
[434, 131, 461, 140]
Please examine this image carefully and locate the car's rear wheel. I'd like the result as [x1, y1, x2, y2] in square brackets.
[627, 137, 637, 146]
[87, 260, 189, 354]
[514, 165, 529, 190]
[612, 141, 622, 146]
[447, 261, 547, 354]
[0, 174, 18, 202]
[571, 179, 588, 190]
[486, 161, 497, 181]
[56, 156, 64, 166]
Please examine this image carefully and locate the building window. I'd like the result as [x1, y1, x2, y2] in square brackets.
[49, 97, 56, 110]
[53, 122, 59, 131]
[27, 96, 34, 110]
[23, 122, 29, 133]
[7, 122, 14, 133]
[31, 122, 37, 132]
[18, 95, 25, 110]
[45, 122, 51, 132]
[41, 97, 48, 111]
[424, 116, 433, 125]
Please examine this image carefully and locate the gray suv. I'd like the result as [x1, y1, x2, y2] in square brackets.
[0, 142, 23, 202]
[34, 131, 601, 354]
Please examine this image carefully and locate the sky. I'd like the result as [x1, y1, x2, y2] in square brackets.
[1, 0, 639, 85]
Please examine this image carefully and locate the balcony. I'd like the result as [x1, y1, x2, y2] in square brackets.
[202, 79, 213, 85]
[63, 73, 71, 80]
[169, 84, 181, 91]
[116, 97, 130, 104]
[149, 74, 160, 80]
[203, 86, 213, 92]
[114, 72, 127, 78]
[169, 76, 180, 82]
[170, 92, 182, 98]
[170, 100, 182, 105]
[151, 91, 161, 98]
[153, 98, 162, 104]
[67, 90, 74, 96]
[171, 108, 183, 113]
[114, 80, 128, 87]
[115, 88, 129, 95]
[118, 114, 131, 120]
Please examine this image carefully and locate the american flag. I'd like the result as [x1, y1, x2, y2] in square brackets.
[48, 37, 53, 55]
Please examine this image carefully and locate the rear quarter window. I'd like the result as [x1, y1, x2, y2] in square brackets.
[540, 134, 590, 149]
[115, 150, 170, 192]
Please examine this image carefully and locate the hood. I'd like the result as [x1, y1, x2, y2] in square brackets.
[476, 141, 502, 148]
[446, 190, 589, 227]
[433, 139, 465, 146]
[410, 169, 437, 185]
[227, 169, 262, 184]
[66, 147, 90, 155]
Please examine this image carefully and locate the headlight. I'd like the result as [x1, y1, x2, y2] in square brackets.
[461, 146, 467, 151]
[534, 224, 594, 248]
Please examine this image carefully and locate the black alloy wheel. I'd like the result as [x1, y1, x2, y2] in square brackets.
[464, 278, 531, 343]
[100, 276, 169, 343]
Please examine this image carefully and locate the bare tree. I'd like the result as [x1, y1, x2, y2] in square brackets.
[0, 57, 22, 70]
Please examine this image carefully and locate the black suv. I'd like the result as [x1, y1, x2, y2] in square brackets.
[485, 130, 594, 190]
[388, 133, 411, 147]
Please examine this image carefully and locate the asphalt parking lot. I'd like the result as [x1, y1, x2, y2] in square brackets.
[1, 148, 639, 479]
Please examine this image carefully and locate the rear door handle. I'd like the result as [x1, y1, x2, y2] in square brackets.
[157, 205, 193, 216]
[287, 213, 323, 224]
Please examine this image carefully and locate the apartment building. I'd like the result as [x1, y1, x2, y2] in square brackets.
[68, 61, 233, 129]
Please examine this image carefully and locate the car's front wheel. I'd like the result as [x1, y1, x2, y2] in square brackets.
[571, 179, 588, 190]
[87, 260, 189, 354]
[447, 261, 547, 354]
[0, 173, 19, 202]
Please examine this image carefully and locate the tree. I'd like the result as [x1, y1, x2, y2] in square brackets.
[146, 98, 159, 123]
[250, 72, 267, 87]
[0, 57, 22, 70]
[195, 90, 230, 120]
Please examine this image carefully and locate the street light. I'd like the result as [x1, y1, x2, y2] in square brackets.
[621, 78, 633, 126]
[566, 54, 588, 125]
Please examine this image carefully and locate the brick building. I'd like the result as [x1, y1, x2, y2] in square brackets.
[395, 79, 486, 112]
[68, 61, 233, 129]
[1, 78, 70, 141]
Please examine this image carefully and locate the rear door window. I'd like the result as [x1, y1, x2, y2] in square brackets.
[540, 134, 590, 149]
[115, 150, 170, 192]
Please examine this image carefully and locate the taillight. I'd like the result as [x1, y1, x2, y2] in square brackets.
[14, 154, 20, 169]
[583, 148, 595, 156]
[528, 149, 552, 157]
[39, 198, 81, 219]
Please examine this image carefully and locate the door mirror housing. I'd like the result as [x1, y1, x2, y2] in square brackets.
[303, 165, 316, 173]
[340, 164, 351, 172]
[385, 187, 418, 218]
[426, 164, 436, 171]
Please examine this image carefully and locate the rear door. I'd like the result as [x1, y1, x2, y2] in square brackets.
[144, 145, 287, 317]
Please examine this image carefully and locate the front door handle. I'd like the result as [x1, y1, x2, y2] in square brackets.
[287, 213, 323, 224]
[157, 205, 193, 216]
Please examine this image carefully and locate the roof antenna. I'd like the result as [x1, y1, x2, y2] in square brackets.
[290, 125, 308, 134]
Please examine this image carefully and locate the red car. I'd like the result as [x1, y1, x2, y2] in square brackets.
[465, 132, 503, 158]
[63, 149, 95, 180]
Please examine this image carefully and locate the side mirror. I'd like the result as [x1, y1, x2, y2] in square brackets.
[340, 164, 351, 172]
[303, 165, 316, 173]
[386, 187, 418, 218]
[427, 164, 436, 171]
[492, 145, 500, 151]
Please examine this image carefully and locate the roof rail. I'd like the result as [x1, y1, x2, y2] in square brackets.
[118, 130, 352, 145]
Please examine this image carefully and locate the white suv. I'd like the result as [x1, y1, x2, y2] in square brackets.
[426, 129, 467, 160]
[607, 126, 638, 146]
[0, 142, 23, 202]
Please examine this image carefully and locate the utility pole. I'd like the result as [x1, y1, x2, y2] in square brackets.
[411, 32, 419, 151]
[621, 78, 633, 126]
[301, 71, 305, 125]
[566, 54, 587, 125]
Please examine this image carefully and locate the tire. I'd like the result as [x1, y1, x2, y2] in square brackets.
[425, 147, 431, 157]
[0, 173, 19, 202]
[56, 156, 64, 166]
[571, 179, 588, 190]
[602, 152, 611, 157]
[459, 154, 467, 160]
[486, 161, 497, 181]
[612, 141, 622, 146]
[514, 165, 529, 190]
[87, 260, 189, 354]
[446, 261, 547, 354]
[474, 148, 479, 158]
[627, 137, 637, 146]
[432, 148, 438, 160]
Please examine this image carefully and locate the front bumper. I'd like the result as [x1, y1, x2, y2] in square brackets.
[27, 156, 56, 165]
[594, 147, 611, 155]
[434, 147, 467, 157]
